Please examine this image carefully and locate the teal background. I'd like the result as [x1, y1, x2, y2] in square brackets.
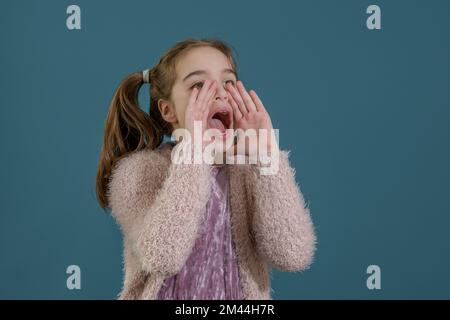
[1, 0, 449, 299]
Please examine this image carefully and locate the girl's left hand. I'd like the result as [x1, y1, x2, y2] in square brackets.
[226, 80, 278, 156]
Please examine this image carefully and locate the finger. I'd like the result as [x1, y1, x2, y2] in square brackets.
[237, 81, 257, 112]
[196, 80, 212, 105]
[226, 82, 247, 116]
[201, 81, 217, 113]
[227, 90, 242, 120]
[188, 87, 199, 107]
[249, 89, 266, 113]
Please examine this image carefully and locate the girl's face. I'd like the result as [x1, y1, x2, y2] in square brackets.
[158, 46, 237, 132]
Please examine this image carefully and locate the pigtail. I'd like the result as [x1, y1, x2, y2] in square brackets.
[96, 71, 165, 209]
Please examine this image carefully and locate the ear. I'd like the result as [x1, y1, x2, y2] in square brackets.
[157, 99, 178, 124]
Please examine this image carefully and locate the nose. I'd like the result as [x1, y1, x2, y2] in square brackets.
[214, 81, 228, 101]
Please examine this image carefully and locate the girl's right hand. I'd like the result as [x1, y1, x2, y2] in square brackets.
[184, 79, 217, 145]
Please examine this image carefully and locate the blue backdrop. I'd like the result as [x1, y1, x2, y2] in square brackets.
[1, 0, 449, 299]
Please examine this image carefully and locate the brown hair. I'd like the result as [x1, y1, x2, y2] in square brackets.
[96, 38, 238, 209]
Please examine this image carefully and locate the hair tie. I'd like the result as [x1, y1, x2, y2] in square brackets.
[142, 69, 150, 83]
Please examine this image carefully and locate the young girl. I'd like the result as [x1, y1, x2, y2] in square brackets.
[96, 38, 316, 300]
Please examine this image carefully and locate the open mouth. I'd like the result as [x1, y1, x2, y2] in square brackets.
[207, 109, 232, 134]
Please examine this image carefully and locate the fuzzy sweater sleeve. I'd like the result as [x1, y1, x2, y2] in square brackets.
[245, 150, 317, 272]
[107, 147, 212, 277]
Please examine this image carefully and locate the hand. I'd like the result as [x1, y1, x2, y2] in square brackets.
[226, 80, 278, 157]
[172, 80, 216, 164]
[185, 79, 217, 139]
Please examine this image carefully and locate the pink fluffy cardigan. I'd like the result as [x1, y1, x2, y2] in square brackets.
[107, 142, 316, 300]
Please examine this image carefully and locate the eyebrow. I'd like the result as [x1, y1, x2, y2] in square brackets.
[182, 68, 237, 82]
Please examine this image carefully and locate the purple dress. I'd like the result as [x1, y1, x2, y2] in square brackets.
[156, 165, 244, 300]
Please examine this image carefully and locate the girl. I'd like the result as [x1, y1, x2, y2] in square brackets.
[96, 38, 316, 300]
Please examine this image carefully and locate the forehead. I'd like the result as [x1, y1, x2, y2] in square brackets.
[175, 46, 233, 78]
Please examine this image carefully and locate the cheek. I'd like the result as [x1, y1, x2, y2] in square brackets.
[178, 108, 186, 127]
[169, 86, 189, 123]
[172, 98, 187, 127]
[171, 88, 198, 128]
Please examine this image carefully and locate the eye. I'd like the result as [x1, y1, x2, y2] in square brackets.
[224, 79, 236, 87]
[190, 81, 204, 90]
